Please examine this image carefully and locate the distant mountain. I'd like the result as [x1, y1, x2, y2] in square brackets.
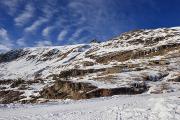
[0, 27, 180, 104]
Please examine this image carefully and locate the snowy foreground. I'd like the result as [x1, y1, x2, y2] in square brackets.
[0, 92, 180, 120]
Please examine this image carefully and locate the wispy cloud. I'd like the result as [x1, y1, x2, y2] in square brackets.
[14, 4, 34, 26]
[69, 28, 84, 42]
[0, 28, 13, 52]
[25, 17, 48, 33]
[0, 0, 20, 16]
[41, 1, 58, 19]
[0, 0, 159, 49]
[16, 37, 27, 47]
[35, 40, 52, 47]
[0, 44, 11, 52]
[66, 0, 139, 42]
[42, 26, 54, 37]
[57, 30, 68, 41]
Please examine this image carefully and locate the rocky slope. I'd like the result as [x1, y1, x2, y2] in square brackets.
[0, 27, 180, 103]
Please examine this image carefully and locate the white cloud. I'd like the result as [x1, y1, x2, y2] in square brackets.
[41, 2, 58, 19]
[14, 4, 34, 26]
[0, 44, 11, 52]
[16, 38, 27, 47]
[69, 28, 84, 42]
[42, 26, 54, 37]
[68, 2, 84, 9]
[35, 40, 52, 47]
[0, 28, 13, 52]
[25, 17, 48, 33]
[0, 0, 20, 16]
[57, 30, 68, 41]
[0, 28, 9, 41]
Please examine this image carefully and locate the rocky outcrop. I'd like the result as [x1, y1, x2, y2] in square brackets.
[142, 72, 169, 82]
[0, 49, 28, 63]
[10, 79, 25, 88]
[168, 76, 180, 82]
[56, 68, 106, 78]
[149, 60, 170, 65]
[40, 80, 98, 99]
[40, 80, 148, 100]
[91, 43, 180, 64]
[0, 79, 12, 85]
[0, 90, 24, 104]
[85, 82, 148, 99]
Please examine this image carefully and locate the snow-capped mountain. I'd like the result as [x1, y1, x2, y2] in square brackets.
[0, 27, 180, 104]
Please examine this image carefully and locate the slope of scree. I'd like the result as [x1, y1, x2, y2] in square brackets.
[0, 27, 180, 103]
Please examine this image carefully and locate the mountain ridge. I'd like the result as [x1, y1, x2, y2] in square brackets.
[0, 27, 180, 103]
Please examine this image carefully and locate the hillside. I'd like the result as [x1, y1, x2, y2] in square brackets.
[0, 27, 180, 104]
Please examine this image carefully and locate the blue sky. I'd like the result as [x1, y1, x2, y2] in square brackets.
[0, 0, 180, 51]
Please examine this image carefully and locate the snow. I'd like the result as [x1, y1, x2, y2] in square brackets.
[0, 44, 94, 80]
[170, 26, 180, 30]
[0, 92, 179, 120]
[0, 27, 180, 81]
[0, 27, 180, 119]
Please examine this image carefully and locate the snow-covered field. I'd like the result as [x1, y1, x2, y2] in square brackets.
[0, 92, 180, 120]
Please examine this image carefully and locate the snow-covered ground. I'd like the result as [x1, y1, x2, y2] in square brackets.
[0, 92, 180, 120]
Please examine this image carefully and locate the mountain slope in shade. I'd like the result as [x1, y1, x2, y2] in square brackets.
[0, 27, 179, 103]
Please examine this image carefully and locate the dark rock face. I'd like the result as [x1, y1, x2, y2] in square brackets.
[10, 79, 25, 88]
[0, 49, 28, 63]
[0, 90, 24, 104]
[0, 79, 12, 85]
[142, 72, 169, 82]
[90, 39, 101, 43]
[0, 78, 44, 104]
[85, 82, 148, 99]
[168, 76, 180, 82]
[40, 80, 148, 100]
[149, 60, 170, 65]
[91, 43, 180, 64]
[82, 61, 94, 66]
[40, 80, 98, 99]
[57, 68, 106, 78]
